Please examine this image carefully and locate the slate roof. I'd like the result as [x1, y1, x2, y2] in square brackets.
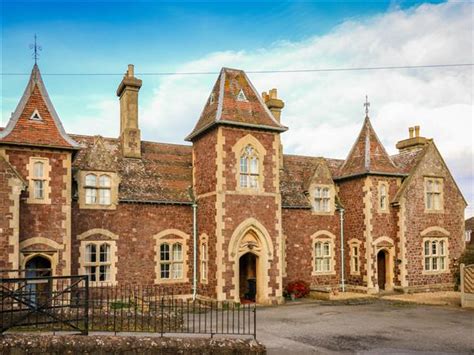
[186, 68, 287, 141]
[338, 116, 399, 178]
[390, 148, 425, 174]
[71, 135, 194, 203]
[0, 65, 80, 149]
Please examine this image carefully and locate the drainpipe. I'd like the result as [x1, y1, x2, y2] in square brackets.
[192, 202, 198, 301]
[339, 207, 346, 292]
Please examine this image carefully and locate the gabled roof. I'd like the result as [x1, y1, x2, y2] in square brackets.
[0, 64, 80, 149]
[0, 154, 27, 187]
[186, 67, 287, 141]
[338, 116, 399, 179]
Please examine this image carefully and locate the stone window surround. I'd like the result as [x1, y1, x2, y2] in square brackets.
[153, 229, 190, 284]
[309, 184, 335, 216]
[348, 238, 362, 276]
[231, 134, 267, 194]
[377, 181, 389, 213]
[311, 231, 336, 276]
[78, 229, 118, 286]
[26, 157, 51, 204]
[200, 234, 209, 284]
[420, 226, 450, 275]
[422, 237, 449, 275]
[424, 176, 444, 213]
[76, 170, 119, 210]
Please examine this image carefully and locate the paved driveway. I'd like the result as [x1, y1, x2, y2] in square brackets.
[256, 299, 473, 354]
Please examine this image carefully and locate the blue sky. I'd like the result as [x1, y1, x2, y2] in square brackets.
[1, 0, 472, 215]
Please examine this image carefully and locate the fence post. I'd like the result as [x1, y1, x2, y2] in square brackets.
[160, 296, 164, 337]
[253, 304, 256, 339]
[83, 276, 89, 335]
[460, 263, 465, 307]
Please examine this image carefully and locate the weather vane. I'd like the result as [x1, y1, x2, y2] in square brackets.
[29, 34, 42, 64]
[364, 95, 370, 117]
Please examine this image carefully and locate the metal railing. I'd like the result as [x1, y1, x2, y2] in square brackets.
[1, 275, 256, 338]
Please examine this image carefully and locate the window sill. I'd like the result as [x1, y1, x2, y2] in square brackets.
[424, 208, 444, 214]
[422, 269, 449, 275]
[80, 203, 117, 210]
[311, 271, 336, 276]
[155, 278, 189, 284]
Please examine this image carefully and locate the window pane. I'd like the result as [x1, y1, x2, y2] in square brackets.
[439, 257, 445, 270]
[315, 258, 322, 272]
[240, 157, 248, 173]
[173, 263, 183, 279]
[315, 243, 322, 257]
[314, 199, 321, 211]
[323, 258, 330, 272]
[99, 175, 111, 187]
[34, 162, 44, 178]
[85, 174, 96, 186]
[172, 243, 183, 261]
[250, 157, 258, 174]
[354, 257, 359, 272]
[433, 194, 440, 210]
[240, 174, 248, 188]
[160, 263, 170, 279]
[249, 175, 258, 188]
[323, 242, 330, 256]
[426, 194, 432, 209]
[85, 188, 97, 204]
[432, 241, 437, 255]
[86, 266, 96, 282]
[34, 180, 44, 199]
[432, 257, 438, 270]
[426, 180, 432, 192]
[315, 188, 321, 198]
[160, 244, 170, 261]
[424, 241, 430, 256]
[99, 189, 111, 205]
[322, 188, 329, 198]
[424, 257, 430, 271]
[439, 241, 445, 255]
[100, 244, 110, 262]
[353, 246, 358, 256]
[322, 199, 329, 212]
[99, 265, 110, 281]
[86, 244, 97, 263]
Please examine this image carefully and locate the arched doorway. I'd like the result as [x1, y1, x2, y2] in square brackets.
[239, 253, 257, 302]
[377, 250, 387, 291]
[25, 255, 52, 305]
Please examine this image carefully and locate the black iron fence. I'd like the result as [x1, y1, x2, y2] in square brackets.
[1, 273, 256, 338]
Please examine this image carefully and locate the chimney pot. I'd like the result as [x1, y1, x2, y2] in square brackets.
[414, 125, 420, 137]
[269, 88, 277, 99]
[409, 127, 414, 138]
[127, 64, 134, 77]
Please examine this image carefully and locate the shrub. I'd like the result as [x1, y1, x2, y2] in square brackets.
[455, 245, 474, 288]
[285, 280, 310, 299]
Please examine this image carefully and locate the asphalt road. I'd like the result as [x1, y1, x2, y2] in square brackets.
[256, 299, 474, 354]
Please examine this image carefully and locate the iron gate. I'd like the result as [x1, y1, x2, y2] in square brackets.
[0, 273, 89, 334]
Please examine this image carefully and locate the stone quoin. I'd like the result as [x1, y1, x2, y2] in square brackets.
[0, 64, 466, 304]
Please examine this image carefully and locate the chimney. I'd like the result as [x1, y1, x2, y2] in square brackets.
[262, 88, 284, 122]
[396, 125, 428, 153]
[117, 64, 142, 158]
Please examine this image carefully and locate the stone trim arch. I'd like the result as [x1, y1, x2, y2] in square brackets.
[420, 226, 450, 237]
[228, 218, 274, 260]
[228, 218, 274, 304]
[311, 230, 336, 276]
[77, 228, 119, 241]
[372, 236, 395, 247]
[153, 229, 190, 284]
[372, 236, 395, 292]
[20, 237, 63, 251]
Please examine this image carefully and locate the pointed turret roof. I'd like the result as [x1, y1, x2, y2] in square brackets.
[338, 116, 399, 178]
[0, 64, 80, 149]
[186, 67, 287, 141]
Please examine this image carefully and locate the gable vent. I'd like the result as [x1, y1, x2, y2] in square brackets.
[236, 89, 248, 102]
[29, 109, 42, 121]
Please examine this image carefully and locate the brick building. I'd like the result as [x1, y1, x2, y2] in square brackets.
[0, 64, 467, 304]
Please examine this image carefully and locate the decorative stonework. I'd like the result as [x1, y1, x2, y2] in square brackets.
[75, 170, 120, 210]
[310, 230, 336, 276]
[26, 156, 51, 204]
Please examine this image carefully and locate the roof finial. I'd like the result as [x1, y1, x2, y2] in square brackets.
[29, 34, 42, 65]
[364, 95, 370, 118]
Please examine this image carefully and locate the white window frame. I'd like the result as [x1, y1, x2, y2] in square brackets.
[239, 145, 260, 189]
[159, 242, 184, 280]
[378, 182, 389, 212]
[84, 173, 112, 206]
[27, 157, 51, 204]
[314, 186, 331, 213]
[425, 177, 443, 212]
[201, 241, 208, 282]
[465, 230, 471, 242]
[348, 239, 362, 275]
[423, 238, 448, 273]
[84, 242, 113, 283]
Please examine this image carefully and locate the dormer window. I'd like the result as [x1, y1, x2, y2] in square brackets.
[240, 145, 259, 189]
[84, 173, 112, 206]
[209, 93, 215, 105]
[29, 109, 42, 121]
[314, 186, 331, 212]
[236, 89, 248, 102]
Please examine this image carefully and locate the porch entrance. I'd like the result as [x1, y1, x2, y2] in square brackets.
[239, 252, 257, 303]
[377, 250, 387, 291]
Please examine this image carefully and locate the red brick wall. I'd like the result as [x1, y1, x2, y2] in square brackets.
[72, 202, 193, 292]
[282, 208, 340, 289]
[7, 148, 71, 275]
[402, 145, 465, 287]
[0, 159, 18, 270]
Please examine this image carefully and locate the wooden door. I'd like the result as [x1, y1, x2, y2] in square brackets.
[377, 251, 386, 290]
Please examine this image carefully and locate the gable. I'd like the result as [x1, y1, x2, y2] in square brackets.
[305, 159, 334, 191]
[0, 65, 79, 150]
[393, 141, 467, 205]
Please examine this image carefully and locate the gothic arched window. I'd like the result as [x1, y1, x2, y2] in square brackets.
[240, 145, 259, 189]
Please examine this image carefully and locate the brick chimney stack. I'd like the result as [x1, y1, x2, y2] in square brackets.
[396, 125, 428, 153]
[117, 64, 142, 158]
[262, 88, 284, 123]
